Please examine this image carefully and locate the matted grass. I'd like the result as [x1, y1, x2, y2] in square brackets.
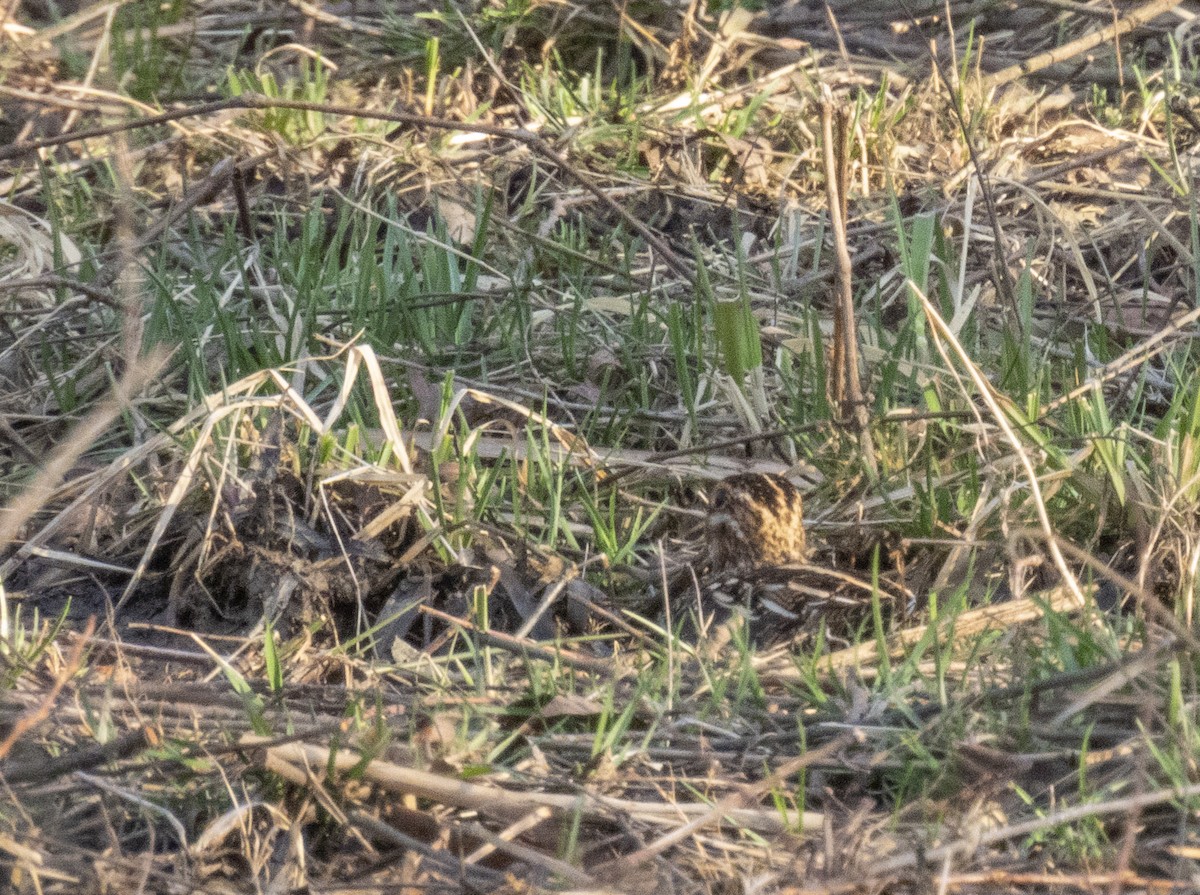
[3, 0, 1200, 892]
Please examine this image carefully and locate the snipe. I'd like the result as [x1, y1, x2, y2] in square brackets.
[699, 472, 904, 647]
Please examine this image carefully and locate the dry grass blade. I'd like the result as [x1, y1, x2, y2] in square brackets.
[760, 582, 1088, 677]
[0, 348, 167, 552]
[983, 0, 1185, 90]
[0, 616, 94, 761]
[1040, 303, 1200, 416]
[867, 774, 1200, 878]
[327, 343, 415, 475]
[250, 738, 822, 834]
[911, 279, 1088, 608]
[602, 733, 854, 871]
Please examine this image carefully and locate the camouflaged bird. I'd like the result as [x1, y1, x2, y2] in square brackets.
[706, 472, 807, 571]
[702, 472, 901, 647]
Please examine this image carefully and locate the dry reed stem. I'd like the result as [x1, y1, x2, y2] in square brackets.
[818, 91, 860, 419]
[250, 737, 823, 834]
[760, 582, 1086, 678]
[983, 0, 1185, 90]
[819, 83, 878, 490]
[939, 871, 1188, 893]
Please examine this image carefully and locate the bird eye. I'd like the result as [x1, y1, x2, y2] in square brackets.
[711, 487, 728, 510]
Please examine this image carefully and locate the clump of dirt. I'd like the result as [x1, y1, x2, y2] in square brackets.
[163, 417, 422, 639]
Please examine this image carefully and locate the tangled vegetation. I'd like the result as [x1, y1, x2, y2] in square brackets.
[3, 0, 1200, 892]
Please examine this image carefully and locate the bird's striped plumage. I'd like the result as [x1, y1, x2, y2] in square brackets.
[700, 472, 903, 646]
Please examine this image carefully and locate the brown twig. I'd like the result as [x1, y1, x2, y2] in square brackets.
[251, 737, 821, 833]
[0, 274, 121, 308]
[602, 732, 855, 871]
[0, 616, 95, 761]
[418, 604, 615, 675]
[983, 0, 1184, 91]
[1, 723, 152, 784]
[819, 85, 877, 479]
